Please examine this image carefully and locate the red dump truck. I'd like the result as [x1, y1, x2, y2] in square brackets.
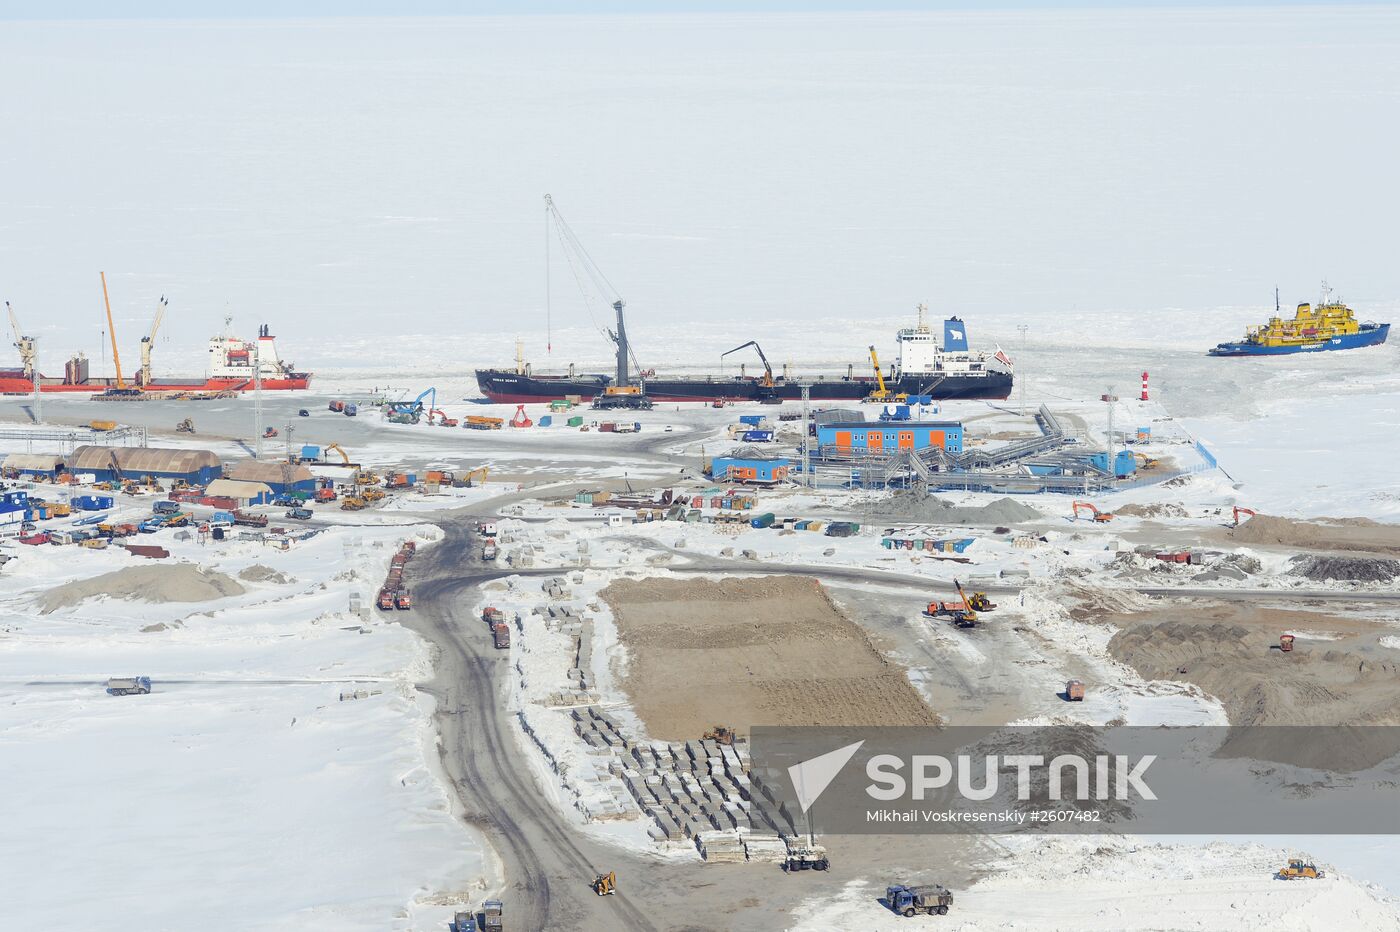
[492, 623, 511, 649]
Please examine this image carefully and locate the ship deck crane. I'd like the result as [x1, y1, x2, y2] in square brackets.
[544, 194, 642, 389]
[387, 387, 436, 421]
[138, 295, 169, 386]
[6, 301, 36, 379]
[721, 341, 776, 388]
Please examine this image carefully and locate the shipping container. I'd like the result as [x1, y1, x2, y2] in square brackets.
[567, 415, 584, 427]
[750, 512, 776, 529]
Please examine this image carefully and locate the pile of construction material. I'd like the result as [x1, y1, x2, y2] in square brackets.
[566, 708, 802, 863]
[376, 540, 416, 611]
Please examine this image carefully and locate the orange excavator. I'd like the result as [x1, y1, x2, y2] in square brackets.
[1072, 501, 1114, 523]
[1231, 505, 1256, 527]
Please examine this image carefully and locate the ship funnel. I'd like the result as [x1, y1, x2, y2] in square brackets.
[942, 318, 969, 352]
[1297, 303, 1311, 315]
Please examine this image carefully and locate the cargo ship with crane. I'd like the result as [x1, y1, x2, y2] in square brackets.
[0, 274, 311, 394]
[475, 197, 1014, 404]
[1209, 285, 1389, 357]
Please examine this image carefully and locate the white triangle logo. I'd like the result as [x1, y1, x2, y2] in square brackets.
[788, 740, 865, 814]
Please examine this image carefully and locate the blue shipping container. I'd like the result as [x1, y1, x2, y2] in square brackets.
[739, 415, 763, 426]
[740, 430, 774, 443]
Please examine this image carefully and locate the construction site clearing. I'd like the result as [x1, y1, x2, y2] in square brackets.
[4, 389, 1400, 930]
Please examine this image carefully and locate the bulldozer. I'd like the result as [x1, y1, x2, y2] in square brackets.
[702, 725, 737, 746]
[591, 871, 617, 896]
[175, 418, 195, 434]
[362, 488, 386, 502]
[341, 496, 366, 511]
[1277, 858, 1324, 880]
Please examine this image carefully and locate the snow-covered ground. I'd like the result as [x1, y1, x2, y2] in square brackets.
[0, 525, 492, 930]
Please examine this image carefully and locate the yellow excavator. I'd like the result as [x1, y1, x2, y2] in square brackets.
[464, 466, 489, 487]
[591, 871, 617, 896]
[864, 345, 907, 404]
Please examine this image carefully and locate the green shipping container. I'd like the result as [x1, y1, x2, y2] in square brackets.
[567, 416, 584, 427]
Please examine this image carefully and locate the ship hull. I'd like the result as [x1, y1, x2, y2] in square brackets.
[476, 369, 1012, 404]
[0, 374, 312, 394]
[1208, 323, 1389, 357]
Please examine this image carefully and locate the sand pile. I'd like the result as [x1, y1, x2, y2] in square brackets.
[39, 564, 245, 614]
[1290, 555, 1400, 583]
[880, 491, 1042, 525]
[1230, 514, 1400, 555]
[603, 575, 938, 739]
[1106, 606, 1400, 769]
[238, 564, 294, 585]
[1115, 502, 1188, 519]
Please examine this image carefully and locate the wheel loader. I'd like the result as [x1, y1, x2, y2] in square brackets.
[1277, 858, 1324, 880]
[591, 871, 617, 896]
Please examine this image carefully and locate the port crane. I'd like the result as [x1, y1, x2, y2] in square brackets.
[138, 295, 169, 386]
[386, 387, 436, 422]
[6, 302, 36, 379]
[721, 341, 776, 389]
[544, 194, 643, 389]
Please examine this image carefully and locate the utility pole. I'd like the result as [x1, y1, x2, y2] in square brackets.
[1016, 324, 1029, 414]
[284, 423, 294, 463]
[253, 340, 264, 459]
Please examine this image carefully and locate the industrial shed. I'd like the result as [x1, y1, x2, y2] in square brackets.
[224, 460, 316, 495]
[68, 446, 222, 485]
[204, 478, 275, 506]
[1, 453, 65, 478]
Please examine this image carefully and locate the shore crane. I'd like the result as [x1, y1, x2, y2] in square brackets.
[721, 340, 776, 388]
[865, 345, 907, 404]
[99, 272, 134, 393]
[6, 302, 36, 379]
[138, 295, 169, 386]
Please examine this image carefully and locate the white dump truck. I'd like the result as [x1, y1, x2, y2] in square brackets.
[106, 676, 152, 696]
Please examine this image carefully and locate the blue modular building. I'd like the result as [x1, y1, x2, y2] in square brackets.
[815, 421, 964, 454]
[710, 456, 791, 485]
[0, 490, 29, 532]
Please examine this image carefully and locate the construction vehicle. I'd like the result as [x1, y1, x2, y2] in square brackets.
[137, 295, 168, 386]
[591, 872, 617, 896]
[510, 404, 533, 427]
[463, 466, 489, 487]
[89, 420, 118, 431]
[263, 427, 278, 439]
[285, 507, 313, 520]
[323, 442, 354, 467]
[329, 400, 346, 412]
[1065, 679, 1085, 701]
[175, 418, 195, 434]
[465, 415, 504, 430]
[782, 842, 829, 872]
[362, 488, 385, 502]
[1277, 858, 1325, 880]
[341, 496, 366, 511]
[864, 345, 908, 404]
[702, 725, 737, 746]
[592, 386, 654, 410]
[480, 899, 503, 932]
[1280, 633, 1296, 652]
[106, 676, 152, 696]
[1231, 505, 1257, 527]
[886, 884, 953, 917]
[395, 590, 413, 610]
[926, 580, 980, 628]
[387, 387, 435, 423]
[313, 487, 336, 503]
[377, 588, 397, 611]
[232, 510, 268, 527]
[482, 540, 498, 561]
[1072, 501, 1114, 523]
[956, 578, 995, 612]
